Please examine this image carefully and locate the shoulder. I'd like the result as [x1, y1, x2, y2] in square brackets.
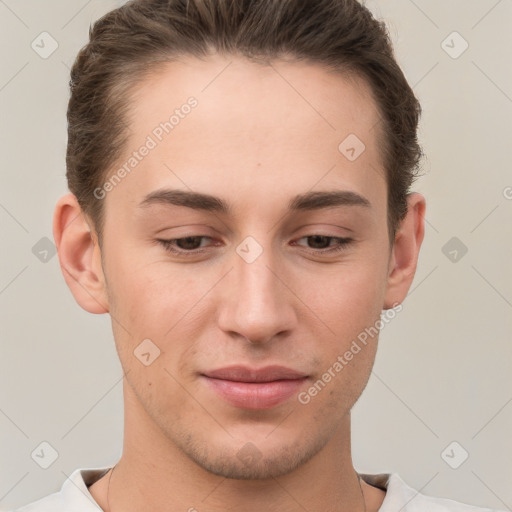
[12, 491, 64, 512]
[360, 472, 504, 512]
[11, 467, 111, 512]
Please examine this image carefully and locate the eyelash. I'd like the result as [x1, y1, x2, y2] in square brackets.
[156, 235, 354, 258]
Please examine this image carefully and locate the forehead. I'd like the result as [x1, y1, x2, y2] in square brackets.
[105, 54, 386, 220]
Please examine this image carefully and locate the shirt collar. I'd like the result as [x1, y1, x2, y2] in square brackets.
[63, 467, 416, 512]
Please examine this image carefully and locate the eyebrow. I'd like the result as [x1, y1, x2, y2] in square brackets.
[139, 188, 371, 214]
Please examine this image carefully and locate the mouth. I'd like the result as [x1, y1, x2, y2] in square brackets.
[201, 365, 309, 410]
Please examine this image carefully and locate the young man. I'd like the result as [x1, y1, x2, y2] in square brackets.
[14, 0, 503, 511]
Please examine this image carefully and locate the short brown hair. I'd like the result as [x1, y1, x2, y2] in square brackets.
[66, 0, 423, 243]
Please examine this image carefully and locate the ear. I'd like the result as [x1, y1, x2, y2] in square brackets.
[383, 192, 426, 309]
[53, 193, 109, 314]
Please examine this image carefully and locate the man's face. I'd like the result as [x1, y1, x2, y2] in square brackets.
[98, 55, 393, 479]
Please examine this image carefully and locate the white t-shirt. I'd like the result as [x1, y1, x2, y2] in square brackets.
[11, 467, 503, 512]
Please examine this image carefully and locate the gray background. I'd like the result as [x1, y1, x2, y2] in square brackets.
[1, 0, 511, 510]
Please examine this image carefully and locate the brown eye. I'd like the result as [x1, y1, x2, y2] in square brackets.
[157, 236, 213, 256]
[305, 235, 333, 249]
[295, 235, 354, 254]
[175, 236, 204, 250]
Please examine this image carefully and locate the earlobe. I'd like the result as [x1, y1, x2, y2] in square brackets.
[53, 193, 109, 314]
[383, 192, 426, 309]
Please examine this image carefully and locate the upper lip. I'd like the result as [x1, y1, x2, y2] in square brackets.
[202, 365, 307, 382]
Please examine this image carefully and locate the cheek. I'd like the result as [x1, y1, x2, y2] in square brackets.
[105, 253, 208, 381]
[294, 259, 385, 394]
[301, 259, 386, 336]
[106, 250, 197, 327]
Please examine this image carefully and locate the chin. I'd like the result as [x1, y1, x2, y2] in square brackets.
[175, 429, 329, 481]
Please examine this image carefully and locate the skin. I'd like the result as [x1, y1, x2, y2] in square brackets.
[54, 55, 425, 512]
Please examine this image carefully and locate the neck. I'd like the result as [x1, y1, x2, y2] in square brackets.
[91, 381, 382, 512]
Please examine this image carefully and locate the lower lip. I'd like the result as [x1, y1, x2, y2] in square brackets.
[202, 376, 307, 410]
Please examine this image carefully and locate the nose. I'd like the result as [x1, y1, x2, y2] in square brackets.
[217, 242, 297, 345]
